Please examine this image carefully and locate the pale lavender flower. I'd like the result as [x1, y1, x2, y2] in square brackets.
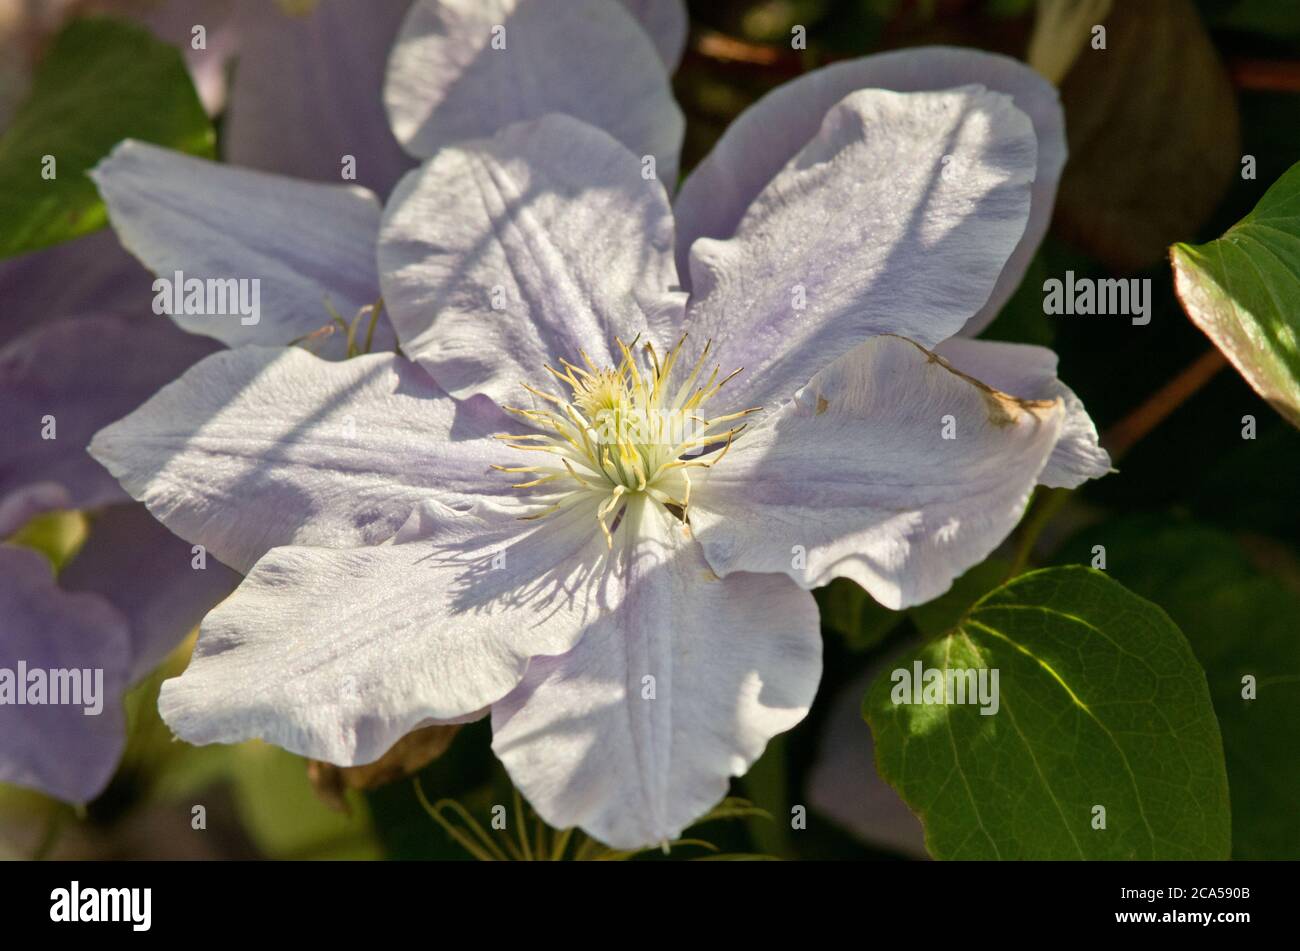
[86, 1, 1107, 845]
[0, 0, 446, 801]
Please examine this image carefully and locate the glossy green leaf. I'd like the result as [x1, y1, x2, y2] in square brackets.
[1056, 515, 1300, 859]
[0, 16, 215, 257]
[1173, 159, 1300, 428]
[866, 566, 1231, 859]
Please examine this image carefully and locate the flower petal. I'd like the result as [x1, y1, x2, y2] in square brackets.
[384, 0, 683, 183]
[225, 0, 415, 197]
[89, 346, 509, 574]
[0, 483, 71, 539]
[158, 496, 614, 765]
[1, 314, 219, 519]
[60, 504, 240, 683]
[492, 498, 821, 849]
[379, 114, 681, 403]
[0, 544, 130, 803]
[675, 47, 1065, 337]
[690, 335, 1064, 610]
[0, 230, 151, 348]
[686, 86, 1038, 412]
[933, 337, 1110, 489]
[134, 0, 240, 116]
[618, 0, 688, 69]
[89, 140, 388, 351]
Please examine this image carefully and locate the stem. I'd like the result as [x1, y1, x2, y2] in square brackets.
[688, 32, 1300, 95]
[1007, 487, 1070, 580]
[1101, 349, 1227, 462]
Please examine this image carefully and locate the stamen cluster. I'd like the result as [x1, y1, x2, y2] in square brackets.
[494, 336, 756, 544]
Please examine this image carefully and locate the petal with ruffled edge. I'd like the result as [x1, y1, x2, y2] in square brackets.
[89, 140, 390, 352]
[674, 48, 1065, 337]
[686, 86, 1038, 413]
[690, 335, 1064, 610]
[379, 114, 681, 404]
[158, 495, 616, 765]
[0, 544, 130, 803]
[60, 505, 240, 683]
[934, 337, 1110, 489]
[384, 0, 682, 184]
[1, 314, 219, 520]
[225, 0, 414, 198]
[89, 346, 509, 574]
[492, 497, 821, 849]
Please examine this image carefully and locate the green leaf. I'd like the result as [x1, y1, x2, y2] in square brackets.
[0, 16, 215, 257]
[1208, 0, 1300, 37]
[865, 566, 1231, 859]
[227, 743, 380, 860]
[1055, 515, 1300, 859]
[908, 557, 1009, 638]
[1172, 160, 1300, 429]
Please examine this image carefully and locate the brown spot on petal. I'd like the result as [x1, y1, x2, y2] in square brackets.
[815, 395, 830, 416]
[896, 335, 1060, 428]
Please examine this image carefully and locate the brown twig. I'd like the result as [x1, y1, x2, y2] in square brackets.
[688, 32, 1300, 95]
[1226, 58, 1300, 94]
[1101, 348, 1227, 462]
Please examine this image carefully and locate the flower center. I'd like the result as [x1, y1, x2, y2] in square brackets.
[494, 336, 756, 544]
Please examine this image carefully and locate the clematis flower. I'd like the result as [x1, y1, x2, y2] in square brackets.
[0, 0, 444, 802]
[89, 10, 1109, 840]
